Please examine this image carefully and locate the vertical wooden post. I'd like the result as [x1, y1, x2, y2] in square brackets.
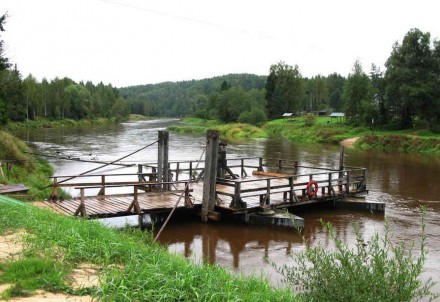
[278, 159, 282, 172]
[233, 182, 241, 207]
[294, 161, 298, 175]
[138, 164, 143, 181]
[338, 145, 345, 192]
[98, 175, 106, 196]
[176, 162, 180, 181]
[127, 186, 141, 214]
[202, 130, 219, 222]
[258, 157, 263, 171]
[265, 179, 271, 205]
[158, 131, 169, 190]
[163, 132, 169, 190]
[74, 188, 87, 218]
[157, 132, 163, 188]
[49, 177, 59, 202]
[289, 176, 293, 202]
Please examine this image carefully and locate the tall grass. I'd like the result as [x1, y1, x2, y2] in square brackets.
[358, 135, 440, 155]
[3, 117, 124, 131]
[0, 131, 65, 200]
[0, 200, 298, 301]
[272, 211, 438, 302]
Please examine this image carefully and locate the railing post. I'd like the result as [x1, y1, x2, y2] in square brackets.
[258, 157, 263, 171]
[127, 185, 141, 214]
[49, 177, 58, 202]
[339, 145, 344, 192]
[278, 159, 282, 173]
[234, 181, 241, 206]
[265, 178, 271, 205]
[184, 183, 193, 208]
[98, 175, 106, 196]
[289, 176, 294, 202]
[138, 164, 143, 182]
[294, 161, 298, 175]
[189, 161, 193, 180]
[176, 162, 180, 181]
[241, 159, 245, 178]
[74, 188, 87, 218]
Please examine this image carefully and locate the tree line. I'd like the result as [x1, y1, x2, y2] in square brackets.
[123, 28, 440, 131]
[0, 14, 129, 125]
[1, 11, 439, 132]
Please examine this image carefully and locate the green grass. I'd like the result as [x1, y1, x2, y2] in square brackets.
[272, 214, 439, 302]
[2, 117, 126, 131]
[0, 257, 68, 299]
[357, 135, 440, 155]
[264, 117, 367, 144]
[0, 131, 67, 200]
[171, 117, 440, 154]
[0, 199, 298, 301]
[169, 118, 268, 139]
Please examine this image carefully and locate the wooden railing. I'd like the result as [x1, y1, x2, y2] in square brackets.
[216, 167, 367, 209]
[72, 180, 193, 218]
[48, 172, 158, 201]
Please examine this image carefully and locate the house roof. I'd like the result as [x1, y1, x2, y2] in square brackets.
[282, 113, 294, 117]
[330, 112, 345, 117]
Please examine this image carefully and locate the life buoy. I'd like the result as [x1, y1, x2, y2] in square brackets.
[306, 180, 318, 197]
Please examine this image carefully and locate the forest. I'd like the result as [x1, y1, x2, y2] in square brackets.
[121, 28, 440, 131]
[1, 10, 439, 132]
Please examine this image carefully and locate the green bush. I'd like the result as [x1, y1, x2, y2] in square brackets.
[272, 210, 438, 302]
[303, 114, 316, 127]
[238, 108, 268, 126]
[430, 123, 440, 134]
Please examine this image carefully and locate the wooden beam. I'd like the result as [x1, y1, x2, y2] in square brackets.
[202, 130, 219, 222]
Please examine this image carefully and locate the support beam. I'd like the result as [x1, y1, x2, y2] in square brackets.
[338, 145, 345, 192]
[157, 131, 169, 190]
[202, 130, 219, 222]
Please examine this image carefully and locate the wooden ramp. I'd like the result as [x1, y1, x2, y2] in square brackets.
[45, 190, 202, 218]
[0, 184, 29, 195]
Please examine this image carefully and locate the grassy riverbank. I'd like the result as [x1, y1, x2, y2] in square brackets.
[167, 118, 267, 139]
[0, 198, 297, 301]
[2, 117, 121, 131]
[171, 117, 440, 155]
[0, 131, 65, 201]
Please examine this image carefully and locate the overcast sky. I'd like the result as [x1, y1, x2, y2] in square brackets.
[2, 0, 440, 87]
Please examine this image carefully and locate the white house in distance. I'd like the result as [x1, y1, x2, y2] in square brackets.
[329, 112, 345, 123]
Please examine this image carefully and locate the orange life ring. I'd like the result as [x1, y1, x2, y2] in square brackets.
[306, 180, 318, 197]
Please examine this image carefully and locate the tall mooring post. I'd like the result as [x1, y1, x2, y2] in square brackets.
[202, 130, 219, 222]
[338, 145, 345, 192]
[157, 131, 169, 190]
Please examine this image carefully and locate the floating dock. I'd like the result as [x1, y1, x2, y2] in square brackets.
[42, 130, 385, 229]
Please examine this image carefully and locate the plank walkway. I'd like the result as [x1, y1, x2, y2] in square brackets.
[0, 184, 29, 195]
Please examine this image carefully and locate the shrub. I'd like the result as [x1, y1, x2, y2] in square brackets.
[272, 210, 438, 302]
[238, 108, 268, 126]
[430, 123, 440, 134]
[303, 114, 316, 127]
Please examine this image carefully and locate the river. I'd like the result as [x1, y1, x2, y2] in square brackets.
[13, 119, 440, 292]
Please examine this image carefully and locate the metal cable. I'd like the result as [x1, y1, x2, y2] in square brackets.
[154, 144, 207, 242]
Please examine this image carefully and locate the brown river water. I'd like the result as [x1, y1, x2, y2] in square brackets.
[14, 119, 440, 292]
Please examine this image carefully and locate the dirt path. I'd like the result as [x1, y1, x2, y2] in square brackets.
[340, 137, 360, 148]
[0, 231, 95, 301]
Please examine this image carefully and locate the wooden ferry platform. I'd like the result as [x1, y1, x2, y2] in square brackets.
[43, 130, 384, 227]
